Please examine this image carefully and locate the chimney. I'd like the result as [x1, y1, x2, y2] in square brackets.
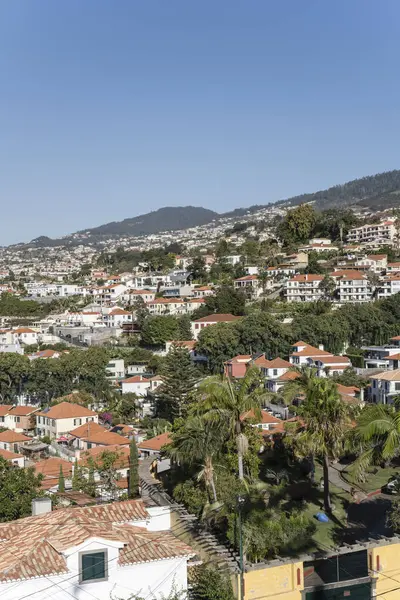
[32, 498, 52, 516]
[319, 344, 324, 351]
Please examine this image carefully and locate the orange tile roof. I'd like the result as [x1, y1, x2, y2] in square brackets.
[167, 340, 196, 349]
[0, 405, 12, 417]
[367, 254, 387, 260]
[234, 275, 259, 281]
[9, 406, 39, 416]
[79, 445, 130, 468]
[0, 431, 31, 443]
[122, 375, 150, 384]
[278, 370, 301, 381]
[36, 402, 98, 419]
[69, 421, 107, 439]
[289, 274, 324, 282]
[0, 500, 192, 581]
[241, 410, 283, 425]
[291, 345, 332, 357]
[138, 432, 172, 452]
[0, 448, 24, 461]
[388, 353, 400, 360]
[390, 335, 400, 341]
[34, 457, 73, 479]
[13, 328, 37, 334]
[314, 356, 350, 364]
[109, 308, 130, 315]
[265, 357, 292, 368]
[336, 384, 360, 395]
[82, 430, 130, 446]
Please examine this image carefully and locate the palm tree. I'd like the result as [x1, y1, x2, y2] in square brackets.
[194, 367, 263, 480]
[290, 377, 354, 512]
[281, 366, 319, 406]
[167, 416, 224, 503]
[352, 404, 400, 479]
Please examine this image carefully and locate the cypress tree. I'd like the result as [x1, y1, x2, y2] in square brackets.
[128, 437, 140, 499]
[58, 465, 65, 493]
[72, 458, 80, 491]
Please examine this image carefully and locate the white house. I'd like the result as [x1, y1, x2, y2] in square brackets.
[312, 355, 351, 377]
[234, 275, 262, 298]
[103, 308, 132, 327]
[191, 313, 241, 340]
[106, 358, 125, 380]
[36, 402, 99, 439]
[289, 341, 334, 366]
[369, 370, 400, 404]
[12, 327, 38, 345]
[378, 275, 400, 300]
[192, 286, 215, 298]
[254, 356, 292, 380]
[147, 298, 186, 315]
[0, 499, 194, 600]
[355, 254, 387, 272]
[122, 289, 156, 304]
[121, 375, 151, 397]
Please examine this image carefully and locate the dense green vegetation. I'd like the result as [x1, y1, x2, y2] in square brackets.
[197, 294, 400, 372]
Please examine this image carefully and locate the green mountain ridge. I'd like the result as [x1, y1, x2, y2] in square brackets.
[26, 169, 400, 247]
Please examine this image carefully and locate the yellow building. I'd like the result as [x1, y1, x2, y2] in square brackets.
[236, 538, 400, 600]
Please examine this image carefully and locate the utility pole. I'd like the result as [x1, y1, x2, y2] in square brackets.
[237, 494, 245, 600]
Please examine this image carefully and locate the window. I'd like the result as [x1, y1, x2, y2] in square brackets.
[52, 419, 55, 427]
[79, 550, 107, 583]
[74, 418, 82, 426]
[273, 369, 278, 376]
[396, 383, 400, 392]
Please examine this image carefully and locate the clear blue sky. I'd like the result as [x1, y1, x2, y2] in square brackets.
[1, 0, 400, 244]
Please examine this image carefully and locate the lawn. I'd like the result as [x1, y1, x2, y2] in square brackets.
[342, 464, 400, 494]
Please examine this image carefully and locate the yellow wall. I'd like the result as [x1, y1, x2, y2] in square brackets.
[370, 544, 400, 600]
[244, 561, 304, 600]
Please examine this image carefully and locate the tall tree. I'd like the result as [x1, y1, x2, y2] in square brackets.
[352, 404, 400, 479]
[289, 378, 354, 512]
[58, 465, 65, 493]
[155, 344, 199, 419]
[195, 367, 263, 480]
[128, 438, 140, 499]
[0, 457, 44, 521]
[168, 416, 225, 503]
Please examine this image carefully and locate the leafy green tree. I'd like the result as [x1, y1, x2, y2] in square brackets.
[352, 404, 400, 480]
[195, 367, 263, 480]
[281, 366, 318, 405]
[189, 255, 207, 282]
[85, 450, 122, 500]
[0, 457, 44, 521]
[128, 438, 140, 499]
[289, 378, 354, 512]
[168, 416, 225, 503]
[277, 204, 317, 245]
[141, 316, 190, 346]
[0, 353, 31, 402]
[319, 275, 337, 300]
[58, 465, 65, 493]
[156, 345, 200, 419]
[197, 323, 242, 374]
[204, 285, 246, 316]
[191, 565, 235, 600]
[72, 459, 82, 491]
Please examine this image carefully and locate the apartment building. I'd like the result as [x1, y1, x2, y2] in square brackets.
[377, 275, 400, 299]
[191, 313, 241, 340]
[285, 274, 324, 303]
[347, 220, 396, 244]
[333, 271, 373, 303]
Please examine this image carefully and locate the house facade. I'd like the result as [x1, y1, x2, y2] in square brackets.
[36, 402, 99, 439]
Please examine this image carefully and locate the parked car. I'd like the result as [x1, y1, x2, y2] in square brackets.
[382, 475, 400, 494]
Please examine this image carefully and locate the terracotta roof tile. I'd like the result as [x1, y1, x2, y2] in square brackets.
[0, 500, 192, 582]
[36, 402, 98, 419]
[138, 432, 172, 452]
[0, 431, 30, 443]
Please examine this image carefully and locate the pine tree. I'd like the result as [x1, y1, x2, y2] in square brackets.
[58, 465, 65, 493]
[87, 465, 96, 497]
[128, 438, 140, 499]
[155, 344, 199, 420]
[72, 458, 80, 491]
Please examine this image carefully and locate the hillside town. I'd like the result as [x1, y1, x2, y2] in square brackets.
[1, 202, 400, 598]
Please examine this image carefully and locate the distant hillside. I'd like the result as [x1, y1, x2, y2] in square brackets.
[278, 170, 400, 211]
[23, 169, 400, 248]
[78, 206, 219, 237]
